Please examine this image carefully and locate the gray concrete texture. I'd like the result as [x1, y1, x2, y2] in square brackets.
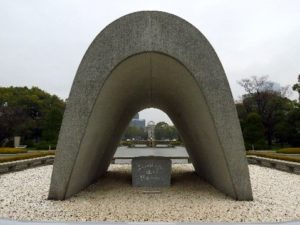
[1, 219, 300, 225]
[48, 11, 253, 200]
[132, 157, 171, 187]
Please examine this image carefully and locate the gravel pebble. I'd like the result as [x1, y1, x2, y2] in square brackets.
[0, 164, 299, 222]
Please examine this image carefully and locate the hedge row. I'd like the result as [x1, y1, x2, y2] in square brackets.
[246, 151, 300, 163]
[0, 151, 55, 163]
[276, 148, 300, 154]
[0, 148, 27, 154]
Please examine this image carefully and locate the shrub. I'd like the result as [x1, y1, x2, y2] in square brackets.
[0, 148, 27, 154]
[33, 141, 56, 150]
[23, 139, 35, 148]
[0, 151, 55, 163]
[2, 139, 14, 147]
[120, 140, 132, 146]
[245, 140, 268, 150]
[276, 148, 300, 154]
[246, 151, 300, 163]
[170, 140, 183, 146]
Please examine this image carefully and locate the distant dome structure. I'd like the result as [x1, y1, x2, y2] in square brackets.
[146, 121, 156, 140]
[147, 121, 155, 126]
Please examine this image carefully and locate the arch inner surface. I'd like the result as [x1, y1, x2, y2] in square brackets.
[64, 52, 236, 199]
[48, 11, 253, 201]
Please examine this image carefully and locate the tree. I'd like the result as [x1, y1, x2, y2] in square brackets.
[0, 105, 29, 146]
[0, 86, 65, 147]
[241, 112, 266, 150]
[123, 126, 147, 140]
[41, 107, 64, 142]
[154, 122, 178, 140]
[286, 106, 300, 146]
[238, 76, 292, 148]
[292, 74, 300, 102]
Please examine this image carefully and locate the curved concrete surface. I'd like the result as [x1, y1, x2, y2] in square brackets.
[49, 11, 252, 200]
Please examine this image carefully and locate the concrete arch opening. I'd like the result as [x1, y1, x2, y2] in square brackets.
[49, 11, 252, 201]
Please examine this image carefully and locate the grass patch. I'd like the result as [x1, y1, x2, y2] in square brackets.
[0, 151, 55, 163]
[276, 148, 300, 154]
[0, 148, 27, 154]
[247, 151, 300, 163]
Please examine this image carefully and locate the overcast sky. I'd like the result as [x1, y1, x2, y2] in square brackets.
[1, 0, 299, 124]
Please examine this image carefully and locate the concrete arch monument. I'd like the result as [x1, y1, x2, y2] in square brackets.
[49, 11, 253, 200]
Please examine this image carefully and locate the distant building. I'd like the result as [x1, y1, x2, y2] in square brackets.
[129, 113, 146, 128]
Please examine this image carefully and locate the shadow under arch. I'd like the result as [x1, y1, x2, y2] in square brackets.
[49, 11, 252, 201]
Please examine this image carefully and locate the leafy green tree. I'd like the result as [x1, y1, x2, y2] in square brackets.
[41, 107, 64, 142]
[273, 121, 290, 147]
[0, 86, 65, 147]
[286, 106, 300, 146]
[123, 126, 147, 140]
[292, 74, 300, 102]
[238, 76, 292, 148]
[154, 122, 178, 140]
[241, 112, 267, 150]
[0, 105, 29, 145]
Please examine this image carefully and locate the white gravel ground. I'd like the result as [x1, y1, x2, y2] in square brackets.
[0, 164, 299, 223]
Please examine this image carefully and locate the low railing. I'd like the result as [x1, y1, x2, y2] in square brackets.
[121, 140, 181, 147]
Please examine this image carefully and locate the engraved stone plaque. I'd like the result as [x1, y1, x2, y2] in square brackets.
[132, 156, 171, 187]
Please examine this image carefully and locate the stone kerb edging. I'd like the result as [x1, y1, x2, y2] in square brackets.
[1, 155, 299, 175]
[247, 155, 300, 174]
[0, 156, 54, 174]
